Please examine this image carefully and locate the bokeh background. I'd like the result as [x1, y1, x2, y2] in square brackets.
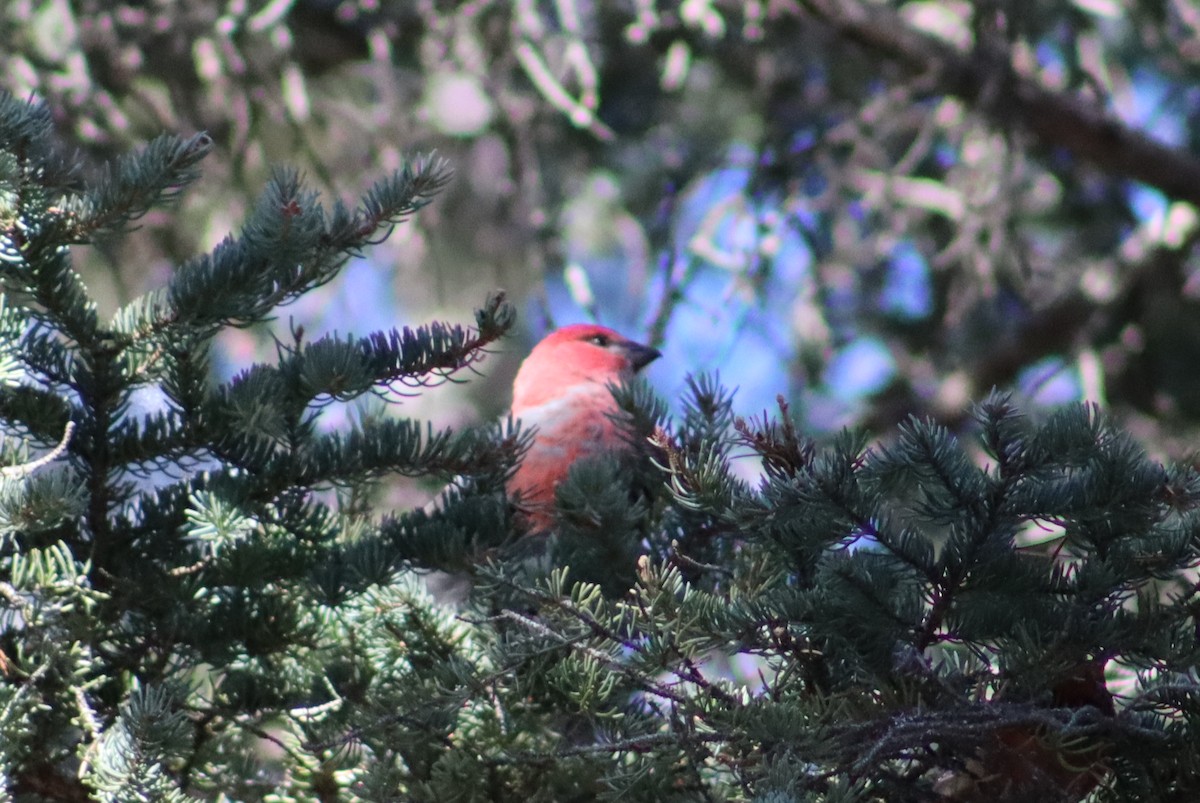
[7, 0, 1200, 471]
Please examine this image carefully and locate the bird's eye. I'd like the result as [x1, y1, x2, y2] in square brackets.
[588, 334, 610, 347]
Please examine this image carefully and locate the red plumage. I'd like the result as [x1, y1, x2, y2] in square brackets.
[508, 323, 660, 532]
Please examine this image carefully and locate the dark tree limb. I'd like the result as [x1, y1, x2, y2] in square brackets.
[797, 0, 1200, 206]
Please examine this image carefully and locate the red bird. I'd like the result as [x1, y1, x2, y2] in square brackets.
[507, 323, 661, 532]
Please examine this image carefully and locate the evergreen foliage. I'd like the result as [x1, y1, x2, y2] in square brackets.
[4, 92, 1200, 802]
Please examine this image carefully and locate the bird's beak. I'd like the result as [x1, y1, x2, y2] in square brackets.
[625, 341, 662, 372]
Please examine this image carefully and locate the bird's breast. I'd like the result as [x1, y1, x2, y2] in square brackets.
[507, 385, 624, 513]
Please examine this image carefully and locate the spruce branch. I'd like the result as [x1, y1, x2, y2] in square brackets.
[0, 419, 73, 477]
[0, 92, 54, 156]
[351, 152, 453, 240]
[68, 132, 213, 240]
[277, 291, 515, 403]
[158, 156, 458, 339]
[0, 383, 75, 444]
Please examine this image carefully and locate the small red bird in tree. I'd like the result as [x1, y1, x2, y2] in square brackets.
[507, 323, 661, 533]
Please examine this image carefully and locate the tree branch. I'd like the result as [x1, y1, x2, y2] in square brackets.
[798, 0, 1200, 206]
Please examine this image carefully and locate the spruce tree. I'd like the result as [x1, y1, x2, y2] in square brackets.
[0, 91, 520, 799]
[4, 91, 1200, 802]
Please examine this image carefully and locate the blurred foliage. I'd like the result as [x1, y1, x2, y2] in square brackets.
[8, 1, 1200, 458]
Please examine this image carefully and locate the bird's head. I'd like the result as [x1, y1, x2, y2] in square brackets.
[511, 323, 661, 411]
